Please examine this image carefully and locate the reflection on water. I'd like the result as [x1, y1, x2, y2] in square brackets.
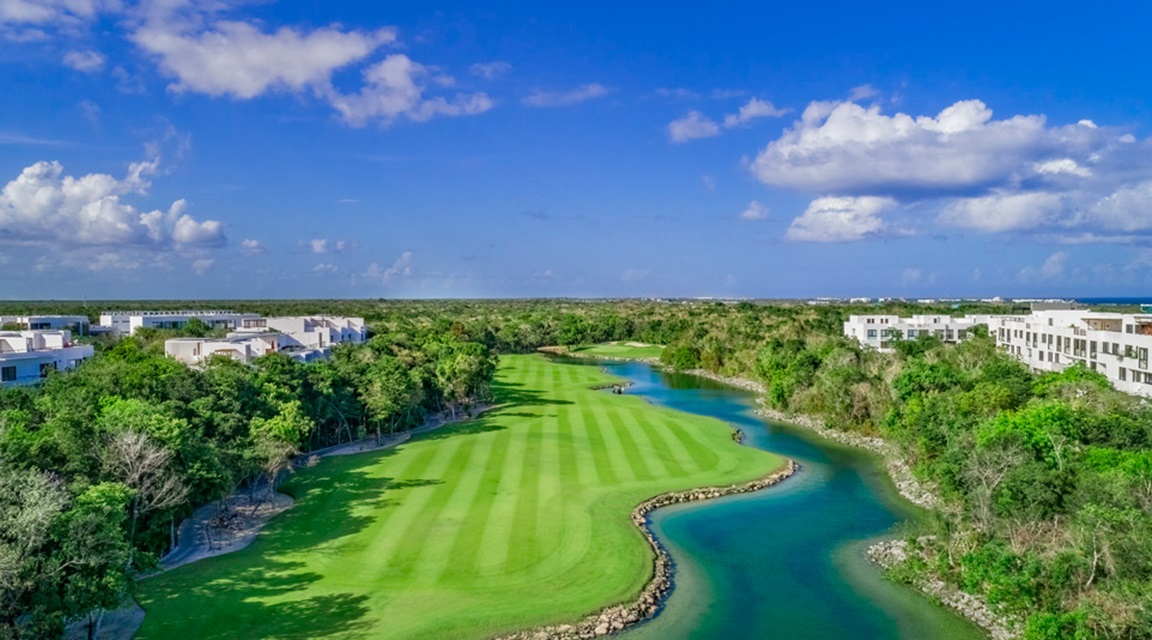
[586, 361, 984, 640]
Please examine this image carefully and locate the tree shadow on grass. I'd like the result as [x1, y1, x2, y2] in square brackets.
[138, 559, 375, 640]
[138, 460, 424, 638]
[490, 379, 574, 409]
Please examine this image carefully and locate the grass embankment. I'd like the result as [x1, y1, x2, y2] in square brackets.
[568, 341, 665, 360]
[136, 354, 781, 640]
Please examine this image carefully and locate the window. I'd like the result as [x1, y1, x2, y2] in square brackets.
[1, 366, 14, 382]
[1120, 368, 1128, 381]
[867, 329, 877, 338]
[39, 362, 55, 378]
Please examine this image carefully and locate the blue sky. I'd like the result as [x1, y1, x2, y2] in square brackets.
[2, 0, 1151, 299]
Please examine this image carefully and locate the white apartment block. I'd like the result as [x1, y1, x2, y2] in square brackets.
[165, 316, 366, 366]
[0, 330, 94, 388]
[1, 315, 91, 336]
[991, 310, 1152, 398]
[165, 333, 283, 366]
[843, 315, 1001, 352]
[100, 311, 263, 336]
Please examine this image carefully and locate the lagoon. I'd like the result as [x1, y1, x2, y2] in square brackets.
[598, 360, 984, 640]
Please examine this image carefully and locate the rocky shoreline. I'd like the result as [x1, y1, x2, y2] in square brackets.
[675, 369, 1020, 639]
[753, 406, 939, 510]
[493, 459, 798, 640]
[868, 540, 1021, 640]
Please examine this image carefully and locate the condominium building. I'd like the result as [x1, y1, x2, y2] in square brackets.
[843, 314, 1004, 352]
[100, 311, 263, 336]
[0, 330, 95, 388]
[0, 315, 91, 336]
[991, 310, 1152, 398]
[164, 315, 367, 366]
[164, 333, 283, 366]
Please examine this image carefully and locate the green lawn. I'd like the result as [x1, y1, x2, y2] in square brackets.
[569, 342, 665, 360]
[136, 355, 782, 640]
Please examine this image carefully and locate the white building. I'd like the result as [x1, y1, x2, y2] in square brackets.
[843, 314, 1003, 352]
[229, 316, 367, 360]
[164, 333, 283, 366]
[1, 315, 91, 336]
[991, 310, 1152, 398]
[100, 311, 263, 336]
[0, 330, 95, 388]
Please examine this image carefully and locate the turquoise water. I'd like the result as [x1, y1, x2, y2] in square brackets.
[592, 361, 984, 640]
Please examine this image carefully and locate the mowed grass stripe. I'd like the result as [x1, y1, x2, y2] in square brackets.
[605, 405, 657, 482]
[589, 403, 639, 485]
[503, 413, 546, 573]
[373, 436, 482, 579]
[470, 407, 534, 577]
[535, 412, 564, 561]
[580, 406, 619, 486]
[614, 409, 673, 478]
[625, 409, 688, 478]
[136, 355, 783, 640]
[412, 427, 501, 586]
[656, 414, 722, 473]
[563, 404, 598, 487]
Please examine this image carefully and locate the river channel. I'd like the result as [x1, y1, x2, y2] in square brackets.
[586, 360, 985, 640]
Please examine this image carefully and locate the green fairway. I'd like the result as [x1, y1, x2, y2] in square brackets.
[136, 355, 782, 640]
[569, 342, 665, 359]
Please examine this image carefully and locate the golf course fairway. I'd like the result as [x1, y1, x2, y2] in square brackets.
[135, 355, 784, 639]
[568, 342, 665, 360]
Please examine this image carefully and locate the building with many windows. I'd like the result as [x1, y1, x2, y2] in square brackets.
[0, 315, 91, 336]
[843, 314, 1006, 352]
[990, 310, 1152, 398]
[164, 333, 284, 366]
[99, 310, 263, 336]
[0, 330, 94, 387]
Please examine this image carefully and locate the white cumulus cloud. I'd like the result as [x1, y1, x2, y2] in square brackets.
[326, 54, 493, 127]
[668, 111, 721, 143]
[239, 238, 264, 255]
[360, 251, 413, 284]
[132, 21, 395, 99]
[938, 191, 1067, 232]
[0, 158, 225, 248]
[669, 97, 788, 143]
[738, 200, 769, 221]
[785, 196, 896, 242]
[722, 98, 788, 128]
[750, 99, 1114, 193]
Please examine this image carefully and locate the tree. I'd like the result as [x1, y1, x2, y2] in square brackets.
[248, 400, 313, 498]
[102, 429, 187, 553]
[53, 483, 133, 640]
[0, 466, 69, 638]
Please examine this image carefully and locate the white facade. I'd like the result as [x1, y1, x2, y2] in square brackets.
[164, 333, 283, 366]
[229, 316, 367, 361]
[100, 311, 263, 336]
[0, 330, 95, 388]
[253, 316, 366, 348]
[843, 314, 1002, 352]
[991, 311, 1152, 398]
[0, 315, 90, 336]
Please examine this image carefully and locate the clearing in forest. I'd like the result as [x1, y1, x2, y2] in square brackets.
[135, 354, 782, 640]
